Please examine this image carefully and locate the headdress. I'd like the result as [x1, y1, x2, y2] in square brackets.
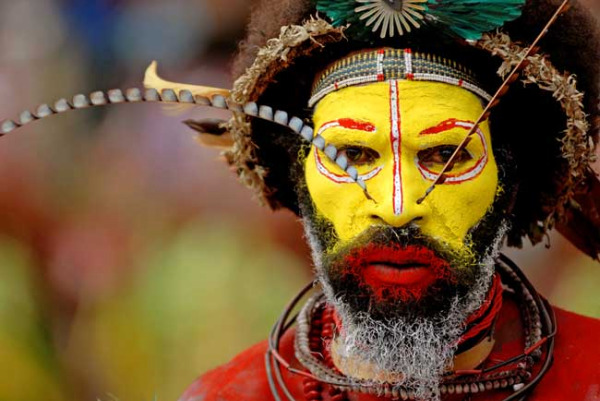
[1, 0, 599, 258]
[225, 0, 600, 257]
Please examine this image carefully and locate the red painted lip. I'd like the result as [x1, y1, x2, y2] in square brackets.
[364, 263, 434, 286]
[346, 244, 451, 297]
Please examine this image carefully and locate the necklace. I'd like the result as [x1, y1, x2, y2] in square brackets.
[265, 254, 556, 401]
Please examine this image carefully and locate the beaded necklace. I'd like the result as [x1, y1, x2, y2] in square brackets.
[265, 254, 556, 401]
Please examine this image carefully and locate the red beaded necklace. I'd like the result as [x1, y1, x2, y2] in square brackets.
[303, 306, 349, 401]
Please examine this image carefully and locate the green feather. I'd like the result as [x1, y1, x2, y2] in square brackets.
[313, 0, 359, 27]
[426, 0, 526, 40]
[312, 0, 526, 41]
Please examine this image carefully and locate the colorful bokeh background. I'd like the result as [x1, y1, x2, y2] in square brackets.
[0, 1, 598, 400]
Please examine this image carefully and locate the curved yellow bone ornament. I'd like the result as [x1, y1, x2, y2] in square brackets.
[305, 81, 499, 251]
[144, 61, 235, 147]
[143, 61, 230, 99]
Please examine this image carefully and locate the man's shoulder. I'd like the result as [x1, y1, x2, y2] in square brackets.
[552, 305, 600, 354]
[178, 340, 270, 401]
[529, 306, 600, 401]
[177, 307, 600, 401]
[178, 330, 301, 401]
[554, 304, 600, 327]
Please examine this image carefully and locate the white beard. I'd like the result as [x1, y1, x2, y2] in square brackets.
[302, 217, 509, 400]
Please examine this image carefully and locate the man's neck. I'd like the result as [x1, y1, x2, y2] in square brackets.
[329, 326, 496, 383]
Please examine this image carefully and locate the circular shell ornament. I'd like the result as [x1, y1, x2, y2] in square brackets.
[355, 0, 427, 38]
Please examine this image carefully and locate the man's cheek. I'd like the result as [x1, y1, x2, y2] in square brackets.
[305, 154, 374, 245]
[422, 166, 499, 249]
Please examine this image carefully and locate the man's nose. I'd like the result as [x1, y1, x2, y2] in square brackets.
[364, 188, 426, 228]
[360, 138, 429, 227]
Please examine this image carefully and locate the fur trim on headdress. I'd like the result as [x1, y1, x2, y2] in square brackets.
[477, 31, 595, 245]
[226, 17, 345, 206]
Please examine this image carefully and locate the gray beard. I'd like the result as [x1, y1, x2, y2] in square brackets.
[302, 217, 509, 400]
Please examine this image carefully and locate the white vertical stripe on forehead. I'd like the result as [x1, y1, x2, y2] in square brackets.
[390, 80, 403, 216]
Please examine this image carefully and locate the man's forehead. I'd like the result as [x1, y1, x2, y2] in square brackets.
[313, 81, 487, 134]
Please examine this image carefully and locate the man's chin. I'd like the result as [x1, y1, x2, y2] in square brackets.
[326, 275, 465, 322]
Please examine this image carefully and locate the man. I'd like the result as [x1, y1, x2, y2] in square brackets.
[177, 0, 600, 400]
[1, 0, 599, 400]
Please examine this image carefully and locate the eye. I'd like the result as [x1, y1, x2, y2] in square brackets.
[338, 146, 379, 166]
[418, 145, 472, 169]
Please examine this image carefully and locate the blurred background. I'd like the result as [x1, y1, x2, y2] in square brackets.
[0, 1, 598, 400]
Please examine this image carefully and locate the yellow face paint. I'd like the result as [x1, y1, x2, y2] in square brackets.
[305, 81, 498, 252]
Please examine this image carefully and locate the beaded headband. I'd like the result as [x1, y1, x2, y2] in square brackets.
[309, 48, 493, 107]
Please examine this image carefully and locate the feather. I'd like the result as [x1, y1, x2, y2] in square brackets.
[313, 0, 525, 40]
[183, 119, 234, 149]
[426, 0, 526, 40]
[314, 0, 359, 26]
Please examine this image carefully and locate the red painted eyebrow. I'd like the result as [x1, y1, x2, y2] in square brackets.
[326, 118, 377, 133]
[420, 118, 474, 135]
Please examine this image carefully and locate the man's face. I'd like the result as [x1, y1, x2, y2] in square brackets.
[303, 80, 500, 318]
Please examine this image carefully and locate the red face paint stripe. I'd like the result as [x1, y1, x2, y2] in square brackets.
[314, 118, 382, 184]
[317, 119, 377, 138]
[315, 150, 383, 183]
[419, 118, 478, 136]
[389, 80, 403, 216]
[418, 155, 487, 184]
[336, 118, 377, 133]
[416, 119, 489, 184]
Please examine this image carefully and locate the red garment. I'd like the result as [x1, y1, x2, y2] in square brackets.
[179, 299, 600, 401]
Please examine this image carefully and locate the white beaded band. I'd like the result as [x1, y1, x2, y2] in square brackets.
[309, 48, 492, 107]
